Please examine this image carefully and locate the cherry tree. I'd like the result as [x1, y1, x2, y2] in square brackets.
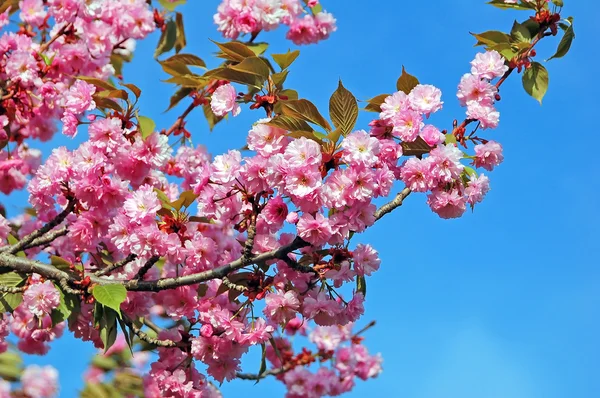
[0, 0, 575, 396]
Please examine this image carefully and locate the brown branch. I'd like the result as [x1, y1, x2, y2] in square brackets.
[133, 256, 160, 280]
[121, 236, 309, 291]
[236, 366, 290, 381]
[0, 285, 25, 293]
[94, 254, 137, 277]
[222, 276, 248, 292]
[22, 227, 69, 251]
[164, 102, 196, 137]
[373, 188, 411, 221]
[1, 200, 75, 255]
[38, 23, 72, 54]
[124, 315, 177, 348]
[242, 214, 257, 263]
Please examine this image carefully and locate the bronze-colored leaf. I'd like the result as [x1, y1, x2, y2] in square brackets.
[211, 40, 256, 62]
[401, 136, 432, 156]
[396, 66, 419, 94]
[163, 53, 206, 68]
[265, 115, 313, 132]
[329, 80, 358, 138]
[363, 93, 390, 112]
[281, 99, 331, 132]
[174, 12, 186, 53]
[166, 87, 193, 112]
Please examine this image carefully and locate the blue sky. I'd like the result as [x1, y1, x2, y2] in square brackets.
[4, 1, 599, 397]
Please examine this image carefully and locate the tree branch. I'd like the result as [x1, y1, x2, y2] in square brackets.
[373, 188, 411, 221]
[94, 254, 137, 277]
[1, 200, 75, 255]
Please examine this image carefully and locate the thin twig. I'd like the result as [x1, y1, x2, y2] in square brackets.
[4, 200, 75, 255]
[22, 227, 69, 250]
[133, 256, 160, 280]
[94, 254, 137, 277]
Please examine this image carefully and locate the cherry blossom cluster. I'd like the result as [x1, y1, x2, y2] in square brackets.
[214, 0, 337, 45]
[0, 0, 155, 195]
[0, 364, 59, 398]
[0, 0, 571, 395]
[367, 51, 508, 218]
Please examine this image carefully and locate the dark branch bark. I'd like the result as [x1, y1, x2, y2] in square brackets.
[94, 254, 137, 277]
[1, 200, 75, 255]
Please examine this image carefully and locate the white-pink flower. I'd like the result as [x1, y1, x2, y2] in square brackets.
[210, 83, 240, 117]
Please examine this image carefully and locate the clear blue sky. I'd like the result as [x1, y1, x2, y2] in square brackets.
[4, 1, 599, 397]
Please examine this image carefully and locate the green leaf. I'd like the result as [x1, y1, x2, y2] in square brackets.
[311, 4, 323, 14]
[138, 116, 156, 140]
[272, 50, 300, 70]
[116, 316, 134, 355]
[99, 307, 118, 353]
[0, 352, 23, 382]
[356, 275, 367, 298]
[445, 133, 457, 145]
[255, 343, 267, 384]
[6, 234, 24, 257]
[247, 42, 269, 56]
[163, 53, 206, 68]
[551, 0, 563, 6]
[396, 66, 419, 94]
[329, 80, 358, 139]
[91, 355, 119, 371]
[281, 99, 331, 132]
[92, 284, 127, 317]
[51, 285, 79, 326]
[81, 382, 123, 398]
[0, 272, 25, 313]
[170, 190, 198, 211]
[203, 103, 224, 131]
[471, 30, 511, 48]
[548, 24, 575, 61]
[522, 61, 549, 104]
[155, 19, 177, 58]
[272, 70, 289, 89]
[158, 0, 186, 11]
[510, 20, 531, 43]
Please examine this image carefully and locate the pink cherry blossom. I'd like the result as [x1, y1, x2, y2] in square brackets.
[22, 279, 60, 317]
[297, 213, 333, 246]
[408, 84, 443, 116]
[470, 50, 509, 80]
[473, 140, 504, 171]
[21, 365, 59, 398]
[211, 83, 241, 117]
